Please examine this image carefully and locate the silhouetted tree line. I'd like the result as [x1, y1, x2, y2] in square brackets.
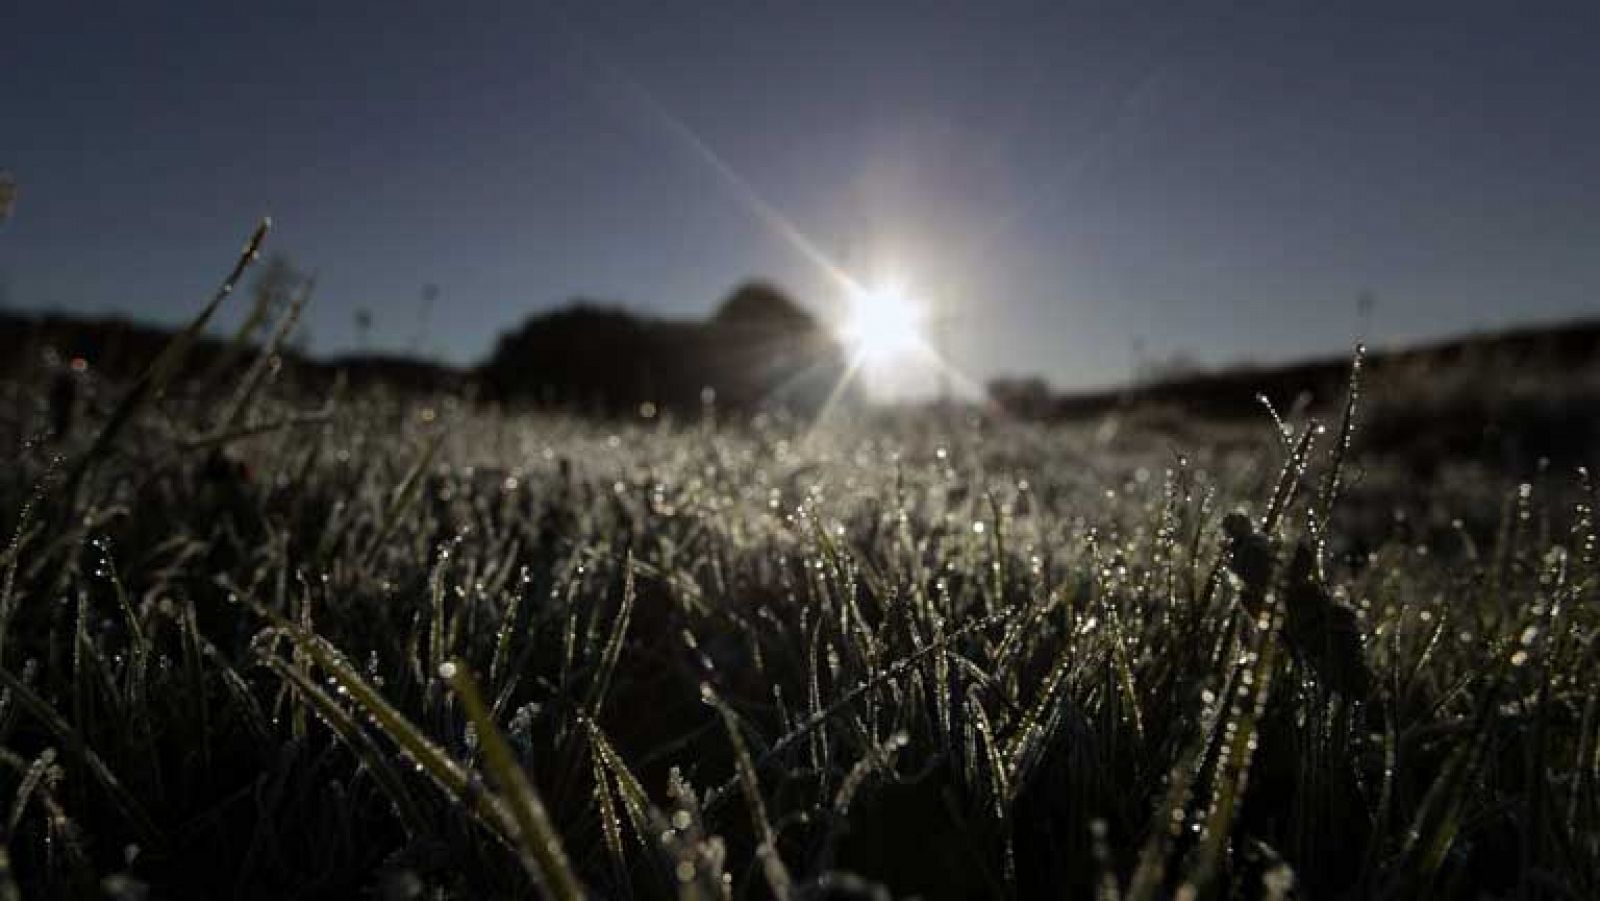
[479, 281, 852, 417]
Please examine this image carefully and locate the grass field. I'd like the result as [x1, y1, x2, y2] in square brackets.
[0, 240, 1596, 899]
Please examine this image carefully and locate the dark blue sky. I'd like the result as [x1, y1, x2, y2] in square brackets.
[4, 1, 1597, 389]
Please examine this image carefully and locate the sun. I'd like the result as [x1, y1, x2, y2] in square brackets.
[839, 279, 929, 366]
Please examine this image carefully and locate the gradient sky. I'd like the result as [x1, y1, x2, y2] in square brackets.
[4, 1, 1597, 391]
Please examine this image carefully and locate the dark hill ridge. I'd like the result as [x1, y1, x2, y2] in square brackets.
[1038, 318, 1600, 421]
[3, 301, 1596, 461]
[994, 318, 1600, 473]
[0, 280, 854, 417]
[0, 310, 469, 394]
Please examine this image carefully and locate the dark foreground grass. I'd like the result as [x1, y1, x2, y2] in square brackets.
[0, 236, 1596, 899]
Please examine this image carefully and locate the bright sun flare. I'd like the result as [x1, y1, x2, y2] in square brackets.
[840, 280, 928, 366]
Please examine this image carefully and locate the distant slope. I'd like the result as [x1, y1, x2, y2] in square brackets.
[0, 310, 464, 390]
[1036, 319, 1600, 420]
[3, 281, 856, 417]
[1001, 319, 1600, 472]
[5, 309, 1597, 469]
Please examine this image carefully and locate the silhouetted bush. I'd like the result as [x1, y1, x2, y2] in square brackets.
[479, 281, 851, 418]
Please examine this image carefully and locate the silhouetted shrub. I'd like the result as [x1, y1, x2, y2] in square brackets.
[479, 281, 851, 418]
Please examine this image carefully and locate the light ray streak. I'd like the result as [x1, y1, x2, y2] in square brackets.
[548, 13, 866, 299]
